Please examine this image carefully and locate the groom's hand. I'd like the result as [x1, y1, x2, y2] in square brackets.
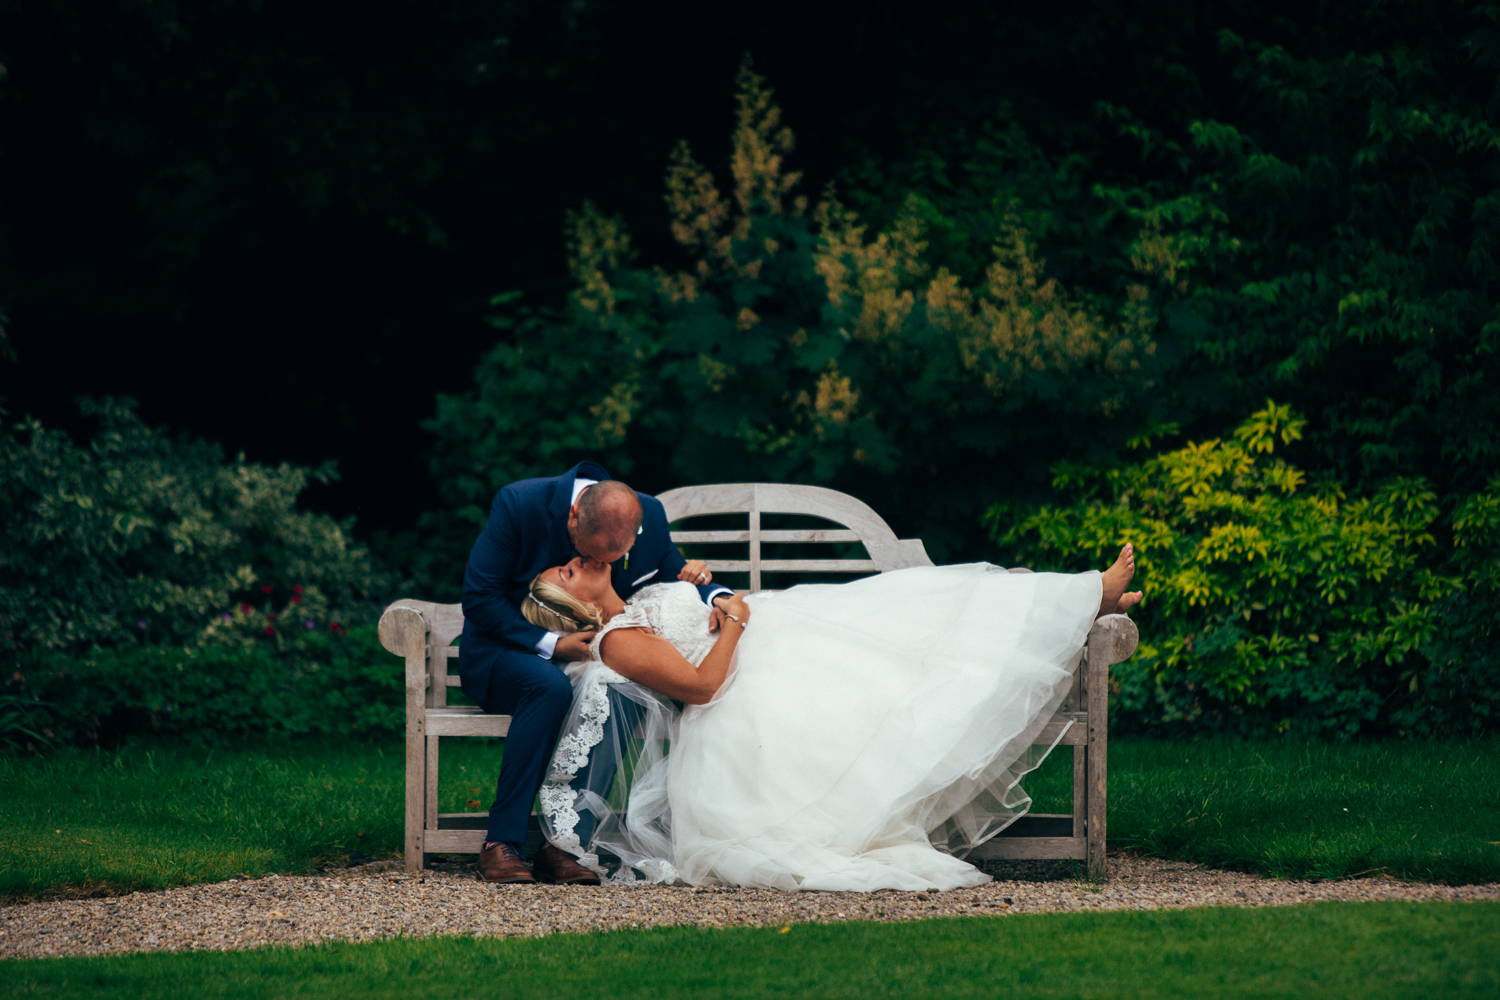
[553, 630, 596, 662]
[678, 559, 712, 586]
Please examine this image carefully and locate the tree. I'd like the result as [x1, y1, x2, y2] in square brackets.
[424, 61, 1181, 573]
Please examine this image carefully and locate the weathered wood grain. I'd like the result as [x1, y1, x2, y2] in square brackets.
[1034, 713, 1088, 747]
[699, 559, 880, 574]
[671, 529, 863, 544]
[423, 829, 489, 853]
[425, 708, 512, 738]
[379, 606, 429, 874]
[971, 837, 1088, 861]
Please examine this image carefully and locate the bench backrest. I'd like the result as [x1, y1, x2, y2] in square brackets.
[383, 483, 934, 709]
[657, 483, 933, 591]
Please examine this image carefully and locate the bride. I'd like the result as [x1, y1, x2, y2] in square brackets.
[521, 547, 1141, 892]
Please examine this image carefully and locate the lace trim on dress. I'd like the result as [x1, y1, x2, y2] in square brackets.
[538, 669, 683, 885]
[538, 583, 714, 886]
[539, 591, 670, 883]
[538, 675, 613, 879]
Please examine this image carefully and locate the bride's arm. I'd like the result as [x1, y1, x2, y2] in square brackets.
[597, 593, 749, 704]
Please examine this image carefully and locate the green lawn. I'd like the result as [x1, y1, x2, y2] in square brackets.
[2, 737, 1497, 901]
[0, 739, 502, 901]
[3, 902, 1497, 999]
[1021, 737, 1500, 884]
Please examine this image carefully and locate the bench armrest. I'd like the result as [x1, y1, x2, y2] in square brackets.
[1086, 614, 1138, 668]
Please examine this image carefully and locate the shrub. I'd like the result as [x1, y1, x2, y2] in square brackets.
[421, 61, 1182, 570]
[426, 20, 1500, 587]
[16, 625, 399, 746]
[0, 398, 392, 659]
[0, 399, 399, 745]
[987, 403, 1500, 738]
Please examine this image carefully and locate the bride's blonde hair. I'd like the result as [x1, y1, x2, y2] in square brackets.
[521, 574, 606, 634]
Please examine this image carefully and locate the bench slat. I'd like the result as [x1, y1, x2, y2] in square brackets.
[426, 828, 1089, 860]
[1035, 713, 1087, 747]
[671, 529, 863, 544]
[424, 829, 489, 852]
[702, 559, 879, 573]
[970, 837, 1087, 860]
[426, 708, 511, 737]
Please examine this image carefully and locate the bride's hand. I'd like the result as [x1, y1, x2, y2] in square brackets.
[711, 592, 750, 635]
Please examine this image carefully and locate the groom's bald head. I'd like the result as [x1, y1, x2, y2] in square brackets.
[569, 480, 642, 563]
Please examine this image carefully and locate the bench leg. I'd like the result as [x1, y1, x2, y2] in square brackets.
[405, 716, 425, 874]
[1072, 744, 1086, 839]
[1086, 731, 1107, 877]
[426, 734, 441, 844]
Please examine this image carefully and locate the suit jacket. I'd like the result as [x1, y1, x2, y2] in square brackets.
[457, 461, 713, 704]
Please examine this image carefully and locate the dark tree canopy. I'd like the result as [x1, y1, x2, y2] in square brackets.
[3, 0, 1500, 741]
[3, 0, 1452, 530]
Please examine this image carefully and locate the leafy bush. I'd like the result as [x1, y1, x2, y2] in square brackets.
[423, 62, 1180, 567]
[987, 403, 1500, 738]
[0, 399, 400, 745]
[425, 11, 1500, 580]
[15, 625, 399, 746]
[0, 398, 391, 656]
[849, 10, 1500, 503]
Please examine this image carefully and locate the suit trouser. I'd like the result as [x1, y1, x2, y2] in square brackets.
[481, 647, 574, 847]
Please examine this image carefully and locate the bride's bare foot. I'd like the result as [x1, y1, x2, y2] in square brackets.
[1099, 544, 1141, 617]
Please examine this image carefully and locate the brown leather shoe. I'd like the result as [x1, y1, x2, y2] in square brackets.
[531, 843, 602, 885]
[478, 842, 535, 884]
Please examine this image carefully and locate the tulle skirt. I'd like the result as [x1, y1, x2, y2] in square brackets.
[540, 563, 1102, 891]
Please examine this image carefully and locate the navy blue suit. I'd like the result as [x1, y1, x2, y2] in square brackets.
[459, 461, 715, 846]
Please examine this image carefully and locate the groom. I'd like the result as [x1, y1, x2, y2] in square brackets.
[458, 460, 728, 885]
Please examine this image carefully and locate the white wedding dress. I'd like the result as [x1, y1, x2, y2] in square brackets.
[539, 563, 1102, 892]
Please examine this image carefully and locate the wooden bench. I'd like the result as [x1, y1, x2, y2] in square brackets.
[377, 482, 1138, 876]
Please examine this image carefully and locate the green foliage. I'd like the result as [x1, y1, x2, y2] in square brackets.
[0, 694, 50, 752]
[0, 398, 391, 655]
[16, 626, 399, 747]
[988, 403, 1500, 737]
[429, 4, 1500, 575]
[0, 399, 397, 745]
[851, 5, 1500, 500]
[424, 62, 1175, 564]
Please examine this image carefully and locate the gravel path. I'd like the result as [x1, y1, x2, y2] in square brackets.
[4, 857, 1496, 960]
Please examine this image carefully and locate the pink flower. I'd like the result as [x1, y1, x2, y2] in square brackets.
[263, 626, 276, 636]
[293, 585, 304, 594]
[239, 603, 252, 614]
[291, 596, 303, 605]
[261, 584, 273, 594]
[267, 614, 277, 623]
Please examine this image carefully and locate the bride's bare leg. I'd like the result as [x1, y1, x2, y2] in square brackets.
[1099, 543, 1143, 617]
